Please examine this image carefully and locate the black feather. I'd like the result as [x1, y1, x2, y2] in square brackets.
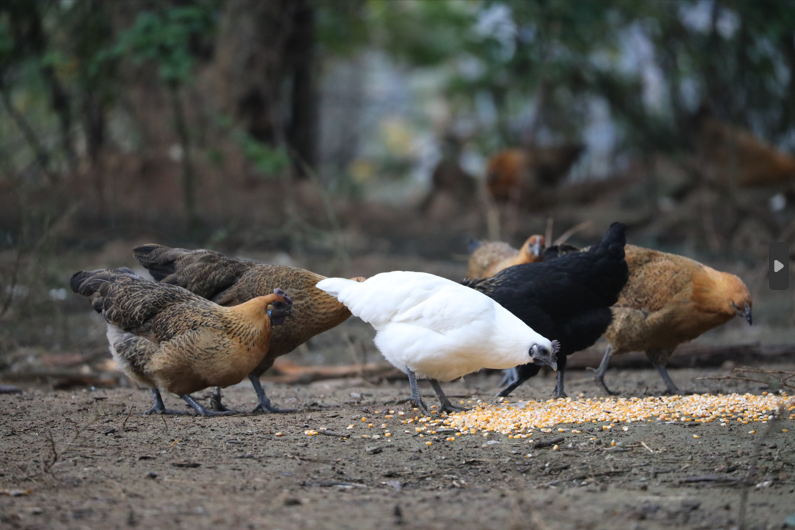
[465, 222, 629, 397]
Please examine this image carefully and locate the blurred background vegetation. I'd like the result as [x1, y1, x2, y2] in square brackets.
[3, 0, 795, 379]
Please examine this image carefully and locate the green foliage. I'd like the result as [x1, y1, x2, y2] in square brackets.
[235, 132, 291, 177]
[115, 3, 216, 86]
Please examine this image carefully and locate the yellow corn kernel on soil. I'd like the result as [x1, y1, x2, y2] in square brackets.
[446, 393, 793, 437]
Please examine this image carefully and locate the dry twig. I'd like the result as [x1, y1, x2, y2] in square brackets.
[698, 367, 795, 391]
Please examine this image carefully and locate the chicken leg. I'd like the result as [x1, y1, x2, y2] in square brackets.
[406, 367, 429, 416]
[497, 369, 533, 398]
[181, 394, 236, 417]
[210, 386, 236, 412]
[647, 348, 680, 394]
[593, 345, 620, 395]
[499, 367, 519, 389]
[145, 388, 190, 415]
[429, 379, 469, 413]
[553, 369, 567, 399]
[249, 374, 297, 413]
[652, 363, 681, 395]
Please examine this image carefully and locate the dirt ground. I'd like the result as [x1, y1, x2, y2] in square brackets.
[1, 365, 794, 530]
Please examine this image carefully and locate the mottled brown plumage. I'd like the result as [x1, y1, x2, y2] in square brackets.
[133, 245, 361, 412]
[467, 235, 546, 279]
[70, 268, 293, 415]
[595, 245, 753, 394]
[467, 241, 517, 278]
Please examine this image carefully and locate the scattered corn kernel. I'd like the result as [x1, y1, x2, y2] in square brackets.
[346, 425, 354, 430]
[446, 437, 455, 442]
[443, 393, 792, 438]
[610, 440, 616, 447]
[784, 429, 789, 433]
[426, 441, 432, 446]
[361, 417, 367, 422]
[693, 435, 700, 439]
[385, 433, 392, 437]
[553, 444, 559, 451]
[749, 430, 756, 434]
[275, 432, 283, 437]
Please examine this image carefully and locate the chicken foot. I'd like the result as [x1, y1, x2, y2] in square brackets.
[429, 379, 469, 413]
[406, 367, 429, 416]
[593, 345, 620, 396]
[210, 386, 238, 412]
[249, 374, 298, 414]
[182, 394, 236, 417]
[145, 388, 190, 415]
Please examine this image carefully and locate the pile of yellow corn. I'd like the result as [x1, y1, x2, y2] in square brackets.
[445, 393, 794, 437]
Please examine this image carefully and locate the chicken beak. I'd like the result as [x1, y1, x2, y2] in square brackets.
[532, 239, 542, 256]
[743, 302, 752, 326]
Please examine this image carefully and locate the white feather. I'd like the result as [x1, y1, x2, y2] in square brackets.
[317, 271, 553, 381]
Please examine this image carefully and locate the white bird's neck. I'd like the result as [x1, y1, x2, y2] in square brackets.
[486, 308, 541, 368]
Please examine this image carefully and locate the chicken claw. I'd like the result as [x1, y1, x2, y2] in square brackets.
[249, 375, 297, 413]
[145, 388, 191, 416]
[429, 380, 469, 413]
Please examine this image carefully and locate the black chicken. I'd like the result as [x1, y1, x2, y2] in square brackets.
[464, 222, 628, 398]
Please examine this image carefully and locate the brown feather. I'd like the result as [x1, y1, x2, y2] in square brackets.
[133, 245, 355, 377]
[71, 268, 291, 396]
[467, 235, 545, 279]
[604, 245, 752, 361]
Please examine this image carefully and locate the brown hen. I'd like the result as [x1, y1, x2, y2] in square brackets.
[485, 145, 584, 202]
[595, 245, 753, 394]
[70, 268, 293, 416]
[467, 235, 546, 279]
[134, 245, 362, 413]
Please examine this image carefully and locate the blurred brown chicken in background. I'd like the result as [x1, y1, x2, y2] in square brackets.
[696, 110, 795, 188]
[485, 145, 584, 204]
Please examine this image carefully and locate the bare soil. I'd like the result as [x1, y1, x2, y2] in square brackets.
[2, 366, 794, 530]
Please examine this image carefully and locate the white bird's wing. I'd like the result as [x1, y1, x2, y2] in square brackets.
[390, 283, 493, 334]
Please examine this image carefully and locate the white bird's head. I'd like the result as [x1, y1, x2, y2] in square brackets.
[529, 340, 560, 371]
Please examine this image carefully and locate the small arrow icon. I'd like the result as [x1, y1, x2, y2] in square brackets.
[774, 260, 784, 273]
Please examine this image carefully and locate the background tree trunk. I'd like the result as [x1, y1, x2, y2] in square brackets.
[285, 0, 318, 176]
[212, 0, 297, 146]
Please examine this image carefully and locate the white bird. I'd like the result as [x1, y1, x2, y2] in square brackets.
[317, 271, 558, 414]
